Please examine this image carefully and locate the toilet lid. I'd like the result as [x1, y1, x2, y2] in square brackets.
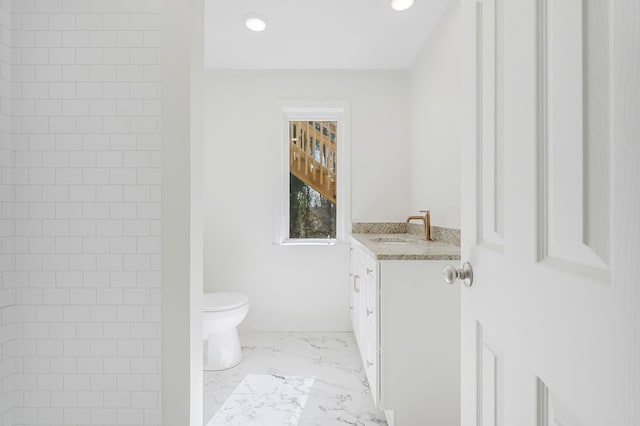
[203, 292, 249, 312]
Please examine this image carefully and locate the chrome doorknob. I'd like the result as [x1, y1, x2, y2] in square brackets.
[443, 262, 473, 287]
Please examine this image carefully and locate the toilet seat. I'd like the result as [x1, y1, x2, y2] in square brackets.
[203, 292, 248, 312]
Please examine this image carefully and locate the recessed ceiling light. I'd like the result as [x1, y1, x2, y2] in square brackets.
[243, 13, 267, 32]
[391, 0, 415, 11]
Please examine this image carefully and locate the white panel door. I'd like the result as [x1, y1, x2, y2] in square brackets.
[460, 1, 640, 426]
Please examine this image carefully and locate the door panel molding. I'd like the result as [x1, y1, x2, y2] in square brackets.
[476, 0, 504, 250]
[536, 0, 611, 281]
[536, 0, 549, 265]
[475, 321, 483, 425]
[476, 322, 503, 426]
[537, 378, 568, 426]
[536, 377, 549, 426]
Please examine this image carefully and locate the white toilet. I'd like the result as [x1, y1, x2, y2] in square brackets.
[202, 292, 249, 371]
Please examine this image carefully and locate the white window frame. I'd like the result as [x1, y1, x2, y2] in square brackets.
[278, 102, 351, 245]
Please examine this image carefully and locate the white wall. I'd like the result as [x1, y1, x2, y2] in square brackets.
[161, 0, 204, 423]
[204, 71, 410, 331]
[5, 2, 162, 425]
[408, 0, 461, 229]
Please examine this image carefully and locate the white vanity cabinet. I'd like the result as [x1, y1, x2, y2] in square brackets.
[349, 236, 461, 426]
[349, 242, 379, 397]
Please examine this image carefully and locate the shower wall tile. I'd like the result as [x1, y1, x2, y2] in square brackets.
[0, 1, 15, 425]
[6, 0, 162, 424]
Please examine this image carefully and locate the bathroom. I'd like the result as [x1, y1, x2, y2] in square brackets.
[190, 0, 640, 424]
[201, 1, 461, 329]
[199, 0, 461, 424]
[2, 0, 636, 425]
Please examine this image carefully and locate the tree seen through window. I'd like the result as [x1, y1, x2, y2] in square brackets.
[288, 120, 337, 239]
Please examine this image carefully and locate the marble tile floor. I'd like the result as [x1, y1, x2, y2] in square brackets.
[203, 332, 388, 426]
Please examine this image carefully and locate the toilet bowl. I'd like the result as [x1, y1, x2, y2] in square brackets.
[202, 292, 249, 371]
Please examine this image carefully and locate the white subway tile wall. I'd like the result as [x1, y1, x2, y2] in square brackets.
[4, 0, 162, 425]
[1, 1, 16, 426]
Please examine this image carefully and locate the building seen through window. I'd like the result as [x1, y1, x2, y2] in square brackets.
[289, 120, 337, 239]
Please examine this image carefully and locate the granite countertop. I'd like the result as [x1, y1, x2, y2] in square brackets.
[351, 233, 461, 261]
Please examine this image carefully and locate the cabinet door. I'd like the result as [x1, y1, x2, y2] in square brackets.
[361, 254, 379, 406]
[350, 240, 380, 407]
[365, 331, 378, 406]
[363, 260, 377, 330]
[349, 245, 362, 345]
[358, 277, 369, 368]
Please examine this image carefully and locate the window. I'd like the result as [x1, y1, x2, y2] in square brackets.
[289, 120, 337, 239]
[280, 105, 349, 244]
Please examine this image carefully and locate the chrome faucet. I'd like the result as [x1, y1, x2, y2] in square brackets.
[406, 210, 431, 241]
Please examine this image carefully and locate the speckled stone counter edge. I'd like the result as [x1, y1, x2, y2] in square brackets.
[353, 222, 461, 247]
[351, 222, 407, 234]
[350, 232, 460, 261]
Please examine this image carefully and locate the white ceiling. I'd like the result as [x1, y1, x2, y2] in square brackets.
[204, 0, 450, 70]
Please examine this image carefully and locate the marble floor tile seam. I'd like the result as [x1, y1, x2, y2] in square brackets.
[203, 331, 388, 426]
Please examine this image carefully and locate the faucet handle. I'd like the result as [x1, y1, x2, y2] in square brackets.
[419, 209, 430, 215]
